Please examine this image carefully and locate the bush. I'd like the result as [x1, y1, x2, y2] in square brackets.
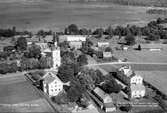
[0, 62, 18, 74]
[51, 92, 69, 105]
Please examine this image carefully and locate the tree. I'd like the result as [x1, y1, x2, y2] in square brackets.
[79, 28, 89, 35]
[66, 80, 84, 102]
[57, 64, 74, 82]
[94, 70, 104, 85]
[27, 43, 41, 59]
[100, 79, 122, 94]
[67, 24, 79, 35]
[0, 52, 7, 60]
[119, 104, 132, 112]
[61, 51, 75, 65]
[125, 33, 135, 45]
[93, 28, 104, 38]
[137, 44, 141, 51]
[39, 56, 48, 69]
[105, 26, 113, 38]
[16, 37, 27, 51]
[105, 47, 112, 52]
[77, 54, 88, 66]
[76, 68, 96, 90]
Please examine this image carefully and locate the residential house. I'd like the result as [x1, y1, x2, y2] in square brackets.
[130, 75, 143, 85]
[44, 35, 53, 43]
[103, 52, 112, 58]
[119, 65, 133, 77]
[69, 41, 82, 49]
[59, 35, 87, 43]
[36, 42, 49, 52]
[130, 84, 146, 99]
[97, 42, 109, 48]
[42, 71, 64, 97]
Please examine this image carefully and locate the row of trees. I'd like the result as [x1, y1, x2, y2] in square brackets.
[64, 17, 167, 42]
[57, 50, 88, 102]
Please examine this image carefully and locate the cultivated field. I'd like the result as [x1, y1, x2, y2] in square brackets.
[0, 74, 55, 112]
[0, 1, 166, 31]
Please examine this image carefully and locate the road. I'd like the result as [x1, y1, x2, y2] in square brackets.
[86, 60, 167, 71]
[0, 73, 56, 112]
[86, 62, 167, 66]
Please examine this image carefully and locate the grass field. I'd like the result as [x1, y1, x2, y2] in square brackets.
[0, 1, 166, 31]
[114, 49, 167, 63]
[0, 74, 55, 112]
[136, 71, 167, 95]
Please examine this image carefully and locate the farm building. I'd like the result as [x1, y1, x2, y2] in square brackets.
[90, 87, 116, 112]
[59, 35, 87, 43]
[130, 84, 146, 99]
[119, 65, 133, 77]
[93, 87, 113, 104]
[103, 52, 112, 58]
[130, 75, 143, 85]
[97, 42, 109, 48]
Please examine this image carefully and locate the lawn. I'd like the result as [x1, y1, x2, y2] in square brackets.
[0, 74, 55, 112]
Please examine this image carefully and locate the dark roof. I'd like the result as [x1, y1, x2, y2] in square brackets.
[43, 73, 56, 84]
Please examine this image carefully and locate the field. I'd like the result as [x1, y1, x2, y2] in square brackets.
[136, 71, 167, 95]
[99, 49, 167, 95]
[114, 49, 167, 63]
[0, 1, 167, 32]
[0, 74, 55, 112]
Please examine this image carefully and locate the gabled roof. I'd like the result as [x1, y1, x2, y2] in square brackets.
[43, 71, 63, 84]
[93, 87, 111, 101]
[104, 103, 115, 108]
[43, 74, 56, 84]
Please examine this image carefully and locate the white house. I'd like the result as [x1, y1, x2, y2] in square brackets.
[43, 71, 64, 97]
[104, 103, 116, 113]
[69, 41, 82, 49]
[97, 42, 109, 48]
[36, 42, 49, 52]
[103, 52, 112, 58]
[130, 84, 146, 99]
[119, 65, 133, 77]
[130, 75, 143, 85]
[59, 35, 86, 43]
[52, 48, 61, 69]
[66, 35, 86, 42]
